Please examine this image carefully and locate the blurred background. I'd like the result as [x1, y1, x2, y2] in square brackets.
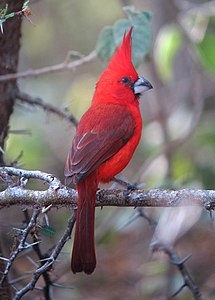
[2, 0, 215, 299]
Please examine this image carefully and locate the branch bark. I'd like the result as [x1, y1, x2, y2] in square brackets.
[0, 167, 214, 210]
[16, 90, 78, 126]
[0, 50, 97, 82]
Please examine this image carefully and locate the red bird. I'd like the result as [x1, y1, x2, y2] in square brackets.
[65, 27, 152, 274]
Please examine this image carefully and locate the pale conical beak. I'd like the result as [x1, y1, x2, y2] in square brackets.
[133, 77, 153, 95]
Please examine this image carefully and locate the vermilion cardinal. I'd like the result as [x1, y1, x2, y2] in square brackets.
[65, 27, 152, 274]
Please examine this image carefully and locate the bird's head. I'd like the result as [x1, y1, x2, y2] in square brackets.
[93, 27, 152, 105]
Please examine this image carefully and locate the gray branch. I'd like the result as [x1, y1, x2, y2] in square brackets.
[0, 167, 214, 210]
[13, 212, 76, 300]
[0, 50, 97, 82]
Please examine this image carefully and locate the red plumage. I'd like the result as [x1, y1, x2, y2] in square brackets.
[65, 27, 152, 274]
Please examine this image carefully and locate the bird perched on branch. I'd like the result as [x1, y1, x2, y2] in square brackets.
[65, 27, 153, 274]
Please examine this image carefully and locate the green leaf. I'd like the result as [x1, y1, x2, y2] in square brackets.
[131, 12, 153, 66]
[154, 24, 182, 82]
[41, 225, 56, 237]
[123, 5, 151, 21]
[112, 19, 131, 46]
[96, 5, 152, 67]
[123, 5, 140, 19]
[96, 26, 116, 65]
[195, 31, 215, 75]
[23, 0, 30, 10]
[0, 3, 8, 18]
[4, 12, 15, 20]
[0, 3, 9, 33]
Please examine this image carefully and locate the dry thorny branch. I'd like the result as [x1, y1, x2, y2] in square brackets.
[0, 207, 76, 300]
[0, 166, 213, 299]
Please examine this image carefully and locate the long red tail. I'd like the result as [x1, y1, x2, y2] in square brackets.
[71, 175, 97, 274]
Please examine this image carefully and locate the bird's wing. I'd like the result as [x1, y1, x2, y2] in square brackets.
[65, 105, 135, 183]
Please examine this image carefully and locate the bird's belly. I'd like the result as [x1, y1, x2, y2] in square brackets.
[98, 130, 141, 183]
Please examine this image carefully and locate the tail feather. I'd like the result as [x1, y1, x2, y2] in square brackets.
[71, 176, 97, 274]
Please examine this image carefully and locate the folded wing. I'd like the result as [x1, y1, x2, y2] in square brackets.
[65, 104, 135, 183]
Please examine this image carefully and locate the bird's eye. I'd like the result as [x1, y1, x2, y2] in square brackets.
[121, 77, 130, 84]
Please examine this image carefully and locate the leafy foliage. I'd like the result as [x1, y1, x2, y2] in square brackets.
[195, 31, 215, 75]
[0, 1, 30, 33]
[96, 5, 152, 67]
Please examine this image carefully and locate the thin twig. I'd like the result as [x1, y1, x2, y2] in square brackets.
[138, 206, 201, 299]
[16, 90, 78, 127]
[0, 50, 97, 82]
[13, 211, 76, 300]
[0, 208, 41, 287]
[151, 242, 202, 299]
[23, 210, 52, 300]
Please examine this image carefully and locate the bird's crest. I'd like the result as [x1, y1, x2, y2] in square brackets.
[106, 27, 138, 79]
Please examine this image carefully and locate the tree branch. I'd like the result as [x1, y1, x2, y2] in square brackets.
[0, 208, 41, 288]
[0, 167, 208, 299]
[15, 90, 78, 126]
[13, 211, 76, 300]
[137, 209, 202, 299]
[0, 50, 97, 82]
[151, 242, 202, 300]
[0, 167, 214, 210]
